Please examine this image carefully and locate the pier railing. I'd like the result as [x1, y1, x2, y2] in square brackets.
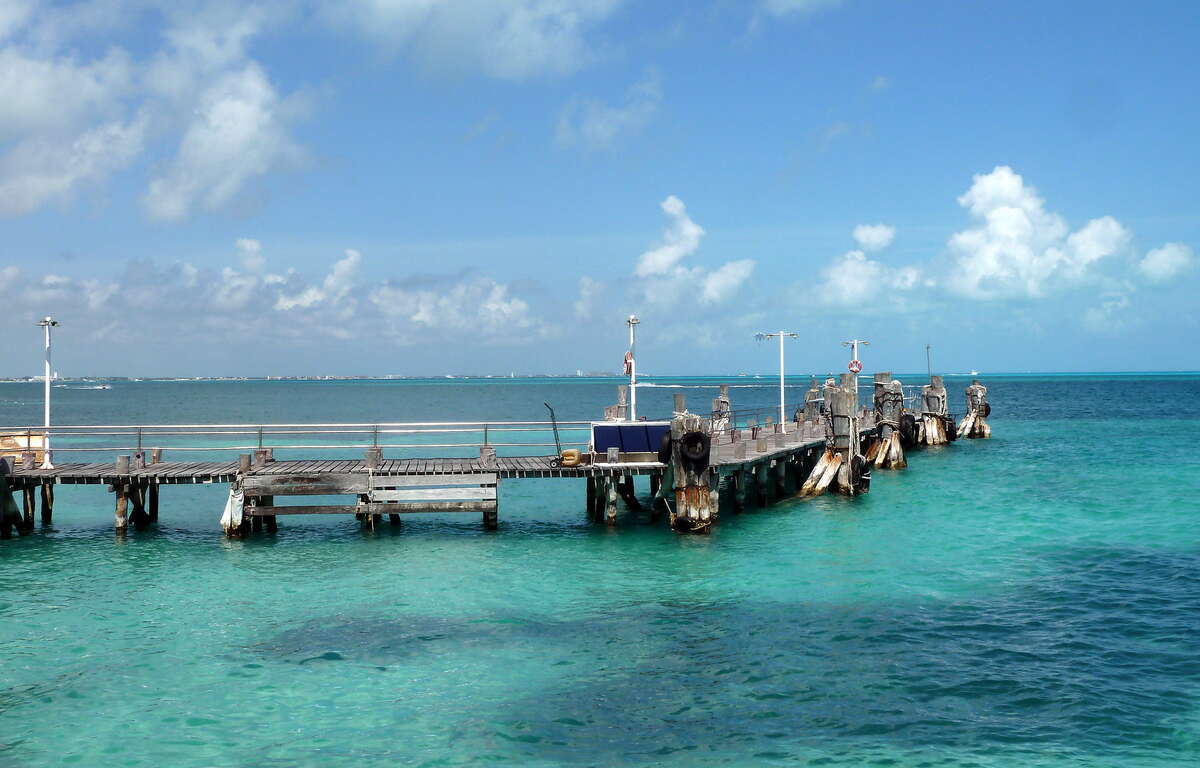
[0, 421, 595, 458]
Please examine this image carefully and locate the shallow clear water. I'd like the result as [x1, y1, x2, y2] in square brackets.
[2, 374, 1198, 766]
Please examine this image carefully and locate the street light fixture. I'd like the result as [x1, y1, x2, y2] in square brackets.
[37, 316, 60, 469]
[755, 330, 799, 427]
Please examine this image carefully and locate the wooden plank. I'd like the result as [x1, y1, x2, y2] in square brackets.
[246, 504, 359, 516]
[361, 501, 496, 514]
[371, 487, 497, 502]
[370, 473, 496, 488]
[243, 474, 368, 496]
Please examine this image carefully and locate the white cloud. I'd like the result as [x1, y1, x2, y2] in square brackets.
[557, 69, 661, 150]
[0, 4, 307, 220]
[370, 276, 540, 341]
[574, 275, 600, 318]
[0, 115, 145, 215]
[760, 0, 842, 17]
[814, 249, 921, 307]
[325, 0, 622, 81]
[236, 238, 264, 271]
[144, 63, 304, 220]
[0, 246, 545, 349]
[871, 75, 890, 90]
[632, 195, 754, 307]
[946, 166, 1130, 299]
[635, 195, 704, 277]
[701, 259, 755, 303]
[852, 223, 895, 252]
[1138, 242, 1196, 284]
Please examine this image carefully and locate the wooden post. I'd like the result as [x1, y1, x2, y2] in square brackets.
[0, 460, 19, 539]
[586, 475, 596, 519]
[605, 475, 618, 526]
[802, 377, 822, 422]
[22, 485, 35, 531]
[668, 407, 715, 532]
[871, 372, 907, 469]
[262, 496, 277, 532]
[148, 483, 158, 523]
[114, 484, 128, 532]
[774, 459, 787, 498]
[958, 379, 992, 438]
[800, 374, 867, 496]
[617, 475, 642, 513]
[755, 462, 769, 506]
[40, 481, 54, 524]
[732, 470, 745, 513]
[920, 375, 951, 446]
[129, 483, 151, 528]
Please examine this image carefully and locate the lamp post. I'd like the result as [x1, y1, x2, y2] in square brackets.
[37, 316, 59, 469]
[842, 338, 869, 405]
[626, 315, 640, 421]
[756, 331, 799, 426]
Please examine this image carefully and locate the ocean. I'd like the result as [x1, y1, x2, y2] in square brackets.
[1, 373, 1198, 767]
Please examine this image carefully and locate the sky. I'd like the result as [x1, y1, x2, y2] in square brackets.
[1, 0, 1198, 377]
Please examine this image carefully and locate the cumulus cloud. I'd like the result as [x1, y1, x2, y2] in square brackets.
[0, 245, 544, 348]
[557, 69, 661, 150]
[852, 223, 895, 252]
[144, 62, 304, 220]
[236, 238, 264, 271]
[370, 277, 540, 342]
[0, 3, 308, 220]
[1082, 292, 1131, 334]
[324, 0, 621, 81]
[633, 195, 754, 306]
[946, 166, 1130, 299]
[814, 249, 921, 307]
[1138, 242, 1196, 284]
[635, 195, 704, 277]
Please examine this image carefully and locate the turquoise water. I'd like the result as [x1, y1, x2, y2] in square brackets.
[2, 375, 1199, 766]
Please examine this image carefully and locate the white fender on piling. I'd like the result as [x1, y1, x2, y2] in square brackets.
[220, 487, 244, 534]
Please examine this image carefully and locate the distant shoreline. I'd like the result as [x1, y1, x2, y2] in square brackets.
[2, 371, 1197, 384]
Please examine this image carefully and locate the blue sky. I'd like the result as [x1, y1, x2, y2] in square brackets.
[1, 0, 1197, 376]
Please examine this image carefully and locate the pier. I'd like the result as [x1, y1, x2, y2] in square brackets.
[1, 374, 990, 539]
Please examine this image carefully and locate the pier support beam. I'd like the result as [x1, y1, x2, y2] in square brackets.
[958, 380, 992, 438]
[22, 485, 35, 532]
[668, 398, 716, 532]
[800, 374, 868, 497]
[147, 483, 158, 523]
[41, 481, 55, 524]
[868, 372, 906, 469]
[1, 463, 20, 539]
[605, 476, 618, 526]
[114, 484, 129, 533]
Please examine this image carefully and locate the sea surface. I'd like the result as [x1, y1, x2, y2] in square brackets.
[1, 373, 1198, 767]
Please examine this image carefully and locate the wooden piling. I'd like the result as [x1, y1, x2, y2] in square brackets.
[22, 485, 35, 531]
[147, 483, 158, 523]
[605, 477, 618, 526]
[668, 397, 716, 532]
[40, 481, 53, 524]
[129, 483, 151, 528]
[871, 372, 907, 469]
[958, 379, 992, 438]
[114, 484, 128, 532]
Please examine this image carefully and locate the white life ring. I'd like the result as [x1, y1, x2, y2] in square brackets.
[848, 359, 863, 373]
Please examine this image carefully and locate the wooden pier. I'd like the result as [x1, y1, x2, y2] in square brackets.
[1, 375, 989, 539]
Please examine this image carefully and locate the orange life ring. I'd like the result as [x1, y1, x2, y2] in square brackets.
[848, 360, 863, 373]
[623, 351, 634, 375]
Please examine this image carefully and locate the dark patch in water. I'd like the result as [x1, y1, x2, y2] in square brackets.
[251, 545, 1200, 763]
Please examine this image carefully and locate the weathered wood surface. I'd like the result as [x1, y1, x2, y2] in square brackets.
[959, 380, 992, 438]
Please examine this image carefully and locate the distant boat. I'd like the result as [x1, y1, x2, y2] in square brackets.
[970, 369, 979, 376]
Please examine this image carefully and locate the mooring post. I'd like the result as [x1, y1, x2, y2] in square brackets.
[667, 395, 716, 531]
[147, 483, 158, 523]
[919, 375, 951, 445]
[800, 375, 867, 496]
[959, 379, 992, 438]
[22, 484, 35, 532]
[40, 481, 54, 525]
[802, 377, 822, 422]
[605, 474, 619, 526]
[869, 372, 907, 469]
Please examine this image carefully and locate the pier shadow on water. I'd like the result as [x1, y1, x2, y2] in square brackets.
[250, 543, 1200, 765]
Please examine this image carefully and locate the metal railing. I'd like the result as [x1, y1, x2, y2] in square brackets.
[0, 421, 595, 458]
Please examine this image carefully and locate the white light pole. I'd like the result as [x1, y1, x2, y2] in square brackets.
[626, 315, 640, 421]
[37, 316, 60, 469]
[756, 331, 799, 426]
[842, 338, 869, 404]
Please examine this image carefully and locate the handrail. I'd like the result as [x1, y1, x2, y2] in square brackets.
[0, 420, 593, 430]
